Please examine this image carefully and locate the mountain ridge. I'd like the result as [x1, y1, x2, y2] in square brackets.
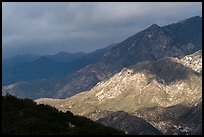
[3, 16, 202, 99]
[35, 50, 202, 135]
[2, 44, 115, 86]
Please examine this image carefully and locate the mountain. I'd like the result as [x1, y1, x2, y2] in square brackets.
[45, 52, 86, 63]
[35, 50, 202, 135]
[66, 43, 117, 70]
[132, 102, 202, 135]
[2, 45, 114, 86]
[3, 16, 202, 99]
[3, 57, 67, 85]
[3, 54, 41, 85]
[2, 94, 124, 135]
[2, 53, 41, 67]
[95, 110, 163, 135]
[2, 52, 85, 85]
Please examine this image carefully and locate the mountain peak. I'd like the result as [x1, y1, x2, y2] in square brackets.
[148, 24, 160, 29]
[145, 24, 161, 32]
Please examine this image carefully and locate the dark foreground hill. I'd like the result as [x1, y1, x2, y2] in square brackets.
[2, 94, 124, 135]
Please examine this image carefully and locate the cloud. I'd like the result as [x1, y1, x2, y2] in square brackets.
[2, 2, 202, 58]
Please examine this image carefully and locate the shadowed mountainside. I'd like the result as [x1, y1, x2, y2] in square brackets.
[35, 50, 202, 135]
[3, 16, 202, 99]
[3, 44, 116, 86]
[96, 110, 163, 135]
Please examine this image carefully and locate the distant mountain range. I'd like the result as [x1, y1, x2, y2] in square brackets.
[35, 50, 202, 135]
[2, 16, 202, 99]
[2, 43, 116, 86]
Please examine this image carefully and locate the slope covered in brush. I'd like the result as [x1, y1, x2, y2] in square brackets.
[2, 94, 124, 135]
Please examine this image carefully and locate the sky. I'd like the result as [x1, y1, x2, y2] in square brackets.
[2, 2, 202, 58]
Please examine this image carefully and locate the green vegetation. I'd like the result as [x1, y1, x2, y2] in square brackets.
[2, 94, 125, 135]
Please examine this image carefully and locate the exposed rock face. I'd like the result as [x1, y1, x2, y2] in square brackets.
[3, 16, 202, 99]
[35, 50, 202, 135]
[132, 102, 202, 135]
[176, 50, 202, 73]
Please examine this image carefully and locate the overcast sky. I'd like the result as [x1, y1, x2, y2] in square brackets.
[2, 2, 202, 58]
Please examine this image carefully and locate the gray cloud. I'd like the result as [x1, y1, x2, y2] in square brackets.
[2, 2, 202, 58]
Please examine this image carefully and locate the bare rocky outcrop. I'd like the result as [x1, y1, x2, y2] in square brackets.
[35, 50, 202, 135]
[4, 16, 202, 99]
